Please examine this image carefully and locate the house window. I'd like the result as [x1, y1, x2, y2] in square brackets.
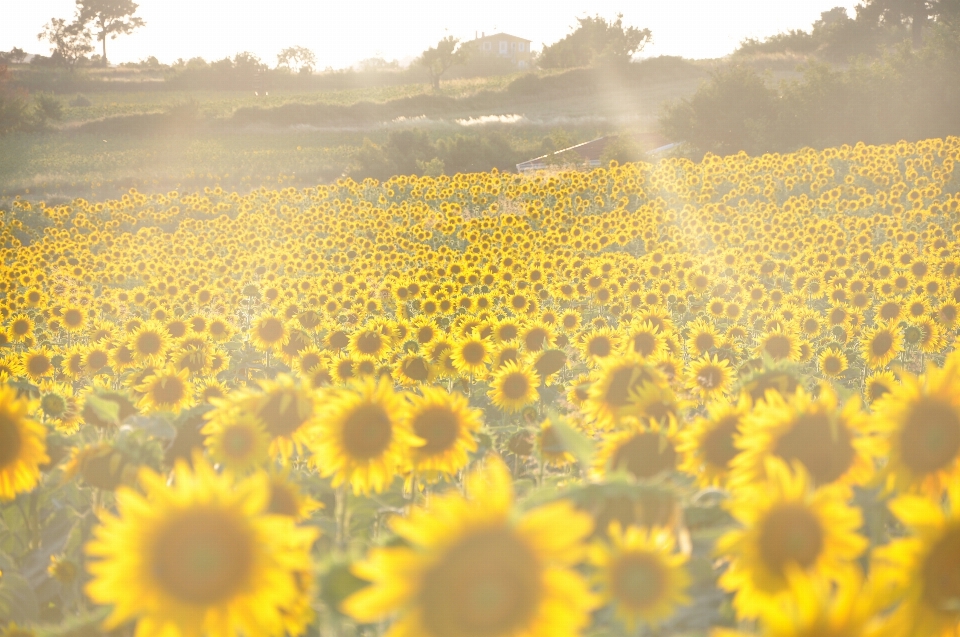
[500, 41, 508, 53]
[484, 42, 491, 51]
[518, 42, 525, 51]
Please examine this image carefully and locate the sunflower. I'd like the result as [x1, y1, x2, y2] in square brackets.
[677, 394, 751, 488]
[0, 385, 48, 501]
[207, 375, 316, 461]
[729, 385, 877, 491]
[203, 413, 271, 474]
[818, 348, 848, 378]
[403, 386, 483, 480]
[251, 313, 289, 353]
[85, 459, 318, 637]
[265, 469, 322, 521]
[861, 324, 902, 370]
[871, 356, 960, 496]
[6, 313, 34, 342]
[451, 335, 491, 377]
[580, 328, 621, 364]
[686, 319, 721, 357]
[487, 361, 541, 414]
[37, 381, 81, 432]
[308, 377, 419, 495]
[716, 459, 867, 620]
[871, 484, 960, 637]
[343, 457, 596, 637]
[685, 354, 733, 401]
[864, 370, 898, 404]
[583, 355, 664, 430]
[589, 523, 690, 631]
[624, 320, 665, 358]
[137, 366, 195, 413]
[349, 324, 393, 360]
[22, 346, 55, 380]
[716, 568, 885, 637]
[756, 328, 801, 363]
[537, 418, 577, 468]
[130, 320, 171, 366]
[594, 417, 679, 481]
[394, 352, 435, 386]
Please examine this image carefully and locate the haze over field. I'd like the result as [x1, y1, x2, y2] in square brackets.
[5, 0, 860, 66]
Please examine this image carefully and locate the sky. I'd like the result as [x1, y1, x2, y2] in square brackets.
[3, 0, 861, 68]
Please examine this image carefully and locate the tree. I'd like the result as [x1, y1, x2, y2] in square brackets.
[76, 0, 145, 66]
[539, 14, 652, 68]
[419, 36, 468, 89]
[277, 46, 316, 74]
[8, 48, 27, 64]
[858, 0, 946, 47]
[37, 17, 94, 70]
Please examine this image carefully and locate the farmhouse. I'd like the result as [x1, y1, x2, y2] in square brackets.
[469, 33, 533, 69]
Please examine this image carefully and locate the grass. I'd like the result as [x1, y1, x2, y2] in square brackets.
[1, 62, 713, 201]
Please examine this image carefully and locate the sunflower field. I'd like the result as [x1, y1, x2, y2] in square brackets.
[2, 136, 960, 637]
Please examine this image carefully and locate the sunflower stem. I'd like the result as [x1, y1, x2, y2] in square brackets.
[334, 485, 350, 553]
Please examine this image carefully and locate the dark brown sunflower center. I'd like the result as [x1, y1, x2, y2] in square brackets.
[758, 504, 823, 574]
[153, 508, 253, 604]
[524, 329, 548, 352]
[763, 335, 792, 360]
[871, 332, 894, 357]
[605, 367, 640, 407]
[258, 318, 284, 343]
[355, 332, 382, 355]
[64, 309, 83, 327]
[137, 332, 162, 356]
[501, 373, 530, 401]
[632, 332, 657, 357]
[413, 406, 460, 455]
[696, 364, 725, 390]
[403, 357, 431, 382]
[327, 330, 349, 350]
[0, 414, 23, 466]
[420, 528, 541, 637]
[823, 355, 843, 375]
[27, 354, 52, 377]
[610, 432, 676, 479]
[87, 350, 109, 370]
[12, 319, 30, 336]
[802, 319, 819, 334]
[773, 413, 854, 486]
[268, 483, 300, 517]
[499, 325, 519, 341]
[612, 553, 667, 610]
[702, 416, 740, 468]
[694, 333, 715, 352]
[152, 376, 186, 406]
[921, 527, 960, 611]
[342, 404, 392, 459]
[257, 390, 309, 437]
[41, 394, 68, 418]
[879, 302, 900, 320]
[900, 398, 960, 475]
[588, 337, 612, 358]
[461, 342, 486, 365]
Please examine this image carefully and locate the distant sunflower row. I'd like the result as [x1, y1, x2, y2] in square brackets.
[1, 136, 959, 637]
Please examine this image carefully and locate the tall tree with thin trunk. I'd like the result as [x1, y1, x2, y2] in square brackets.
[76, 0, 145, 66]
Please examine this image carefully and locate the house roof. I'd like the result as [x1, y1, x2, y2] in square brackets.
[471, 33, 532, 43]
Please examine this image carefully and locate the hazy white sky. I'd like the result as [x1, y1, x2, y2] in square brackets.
[4, 0, 860, 68]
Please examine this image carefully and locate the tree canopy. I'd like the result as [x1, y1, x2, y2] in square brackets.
[539, 14, 652, 69]
[36, 17, 94, 70]
[76, 0, 145, 65]
[418, 36, 468, 89]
